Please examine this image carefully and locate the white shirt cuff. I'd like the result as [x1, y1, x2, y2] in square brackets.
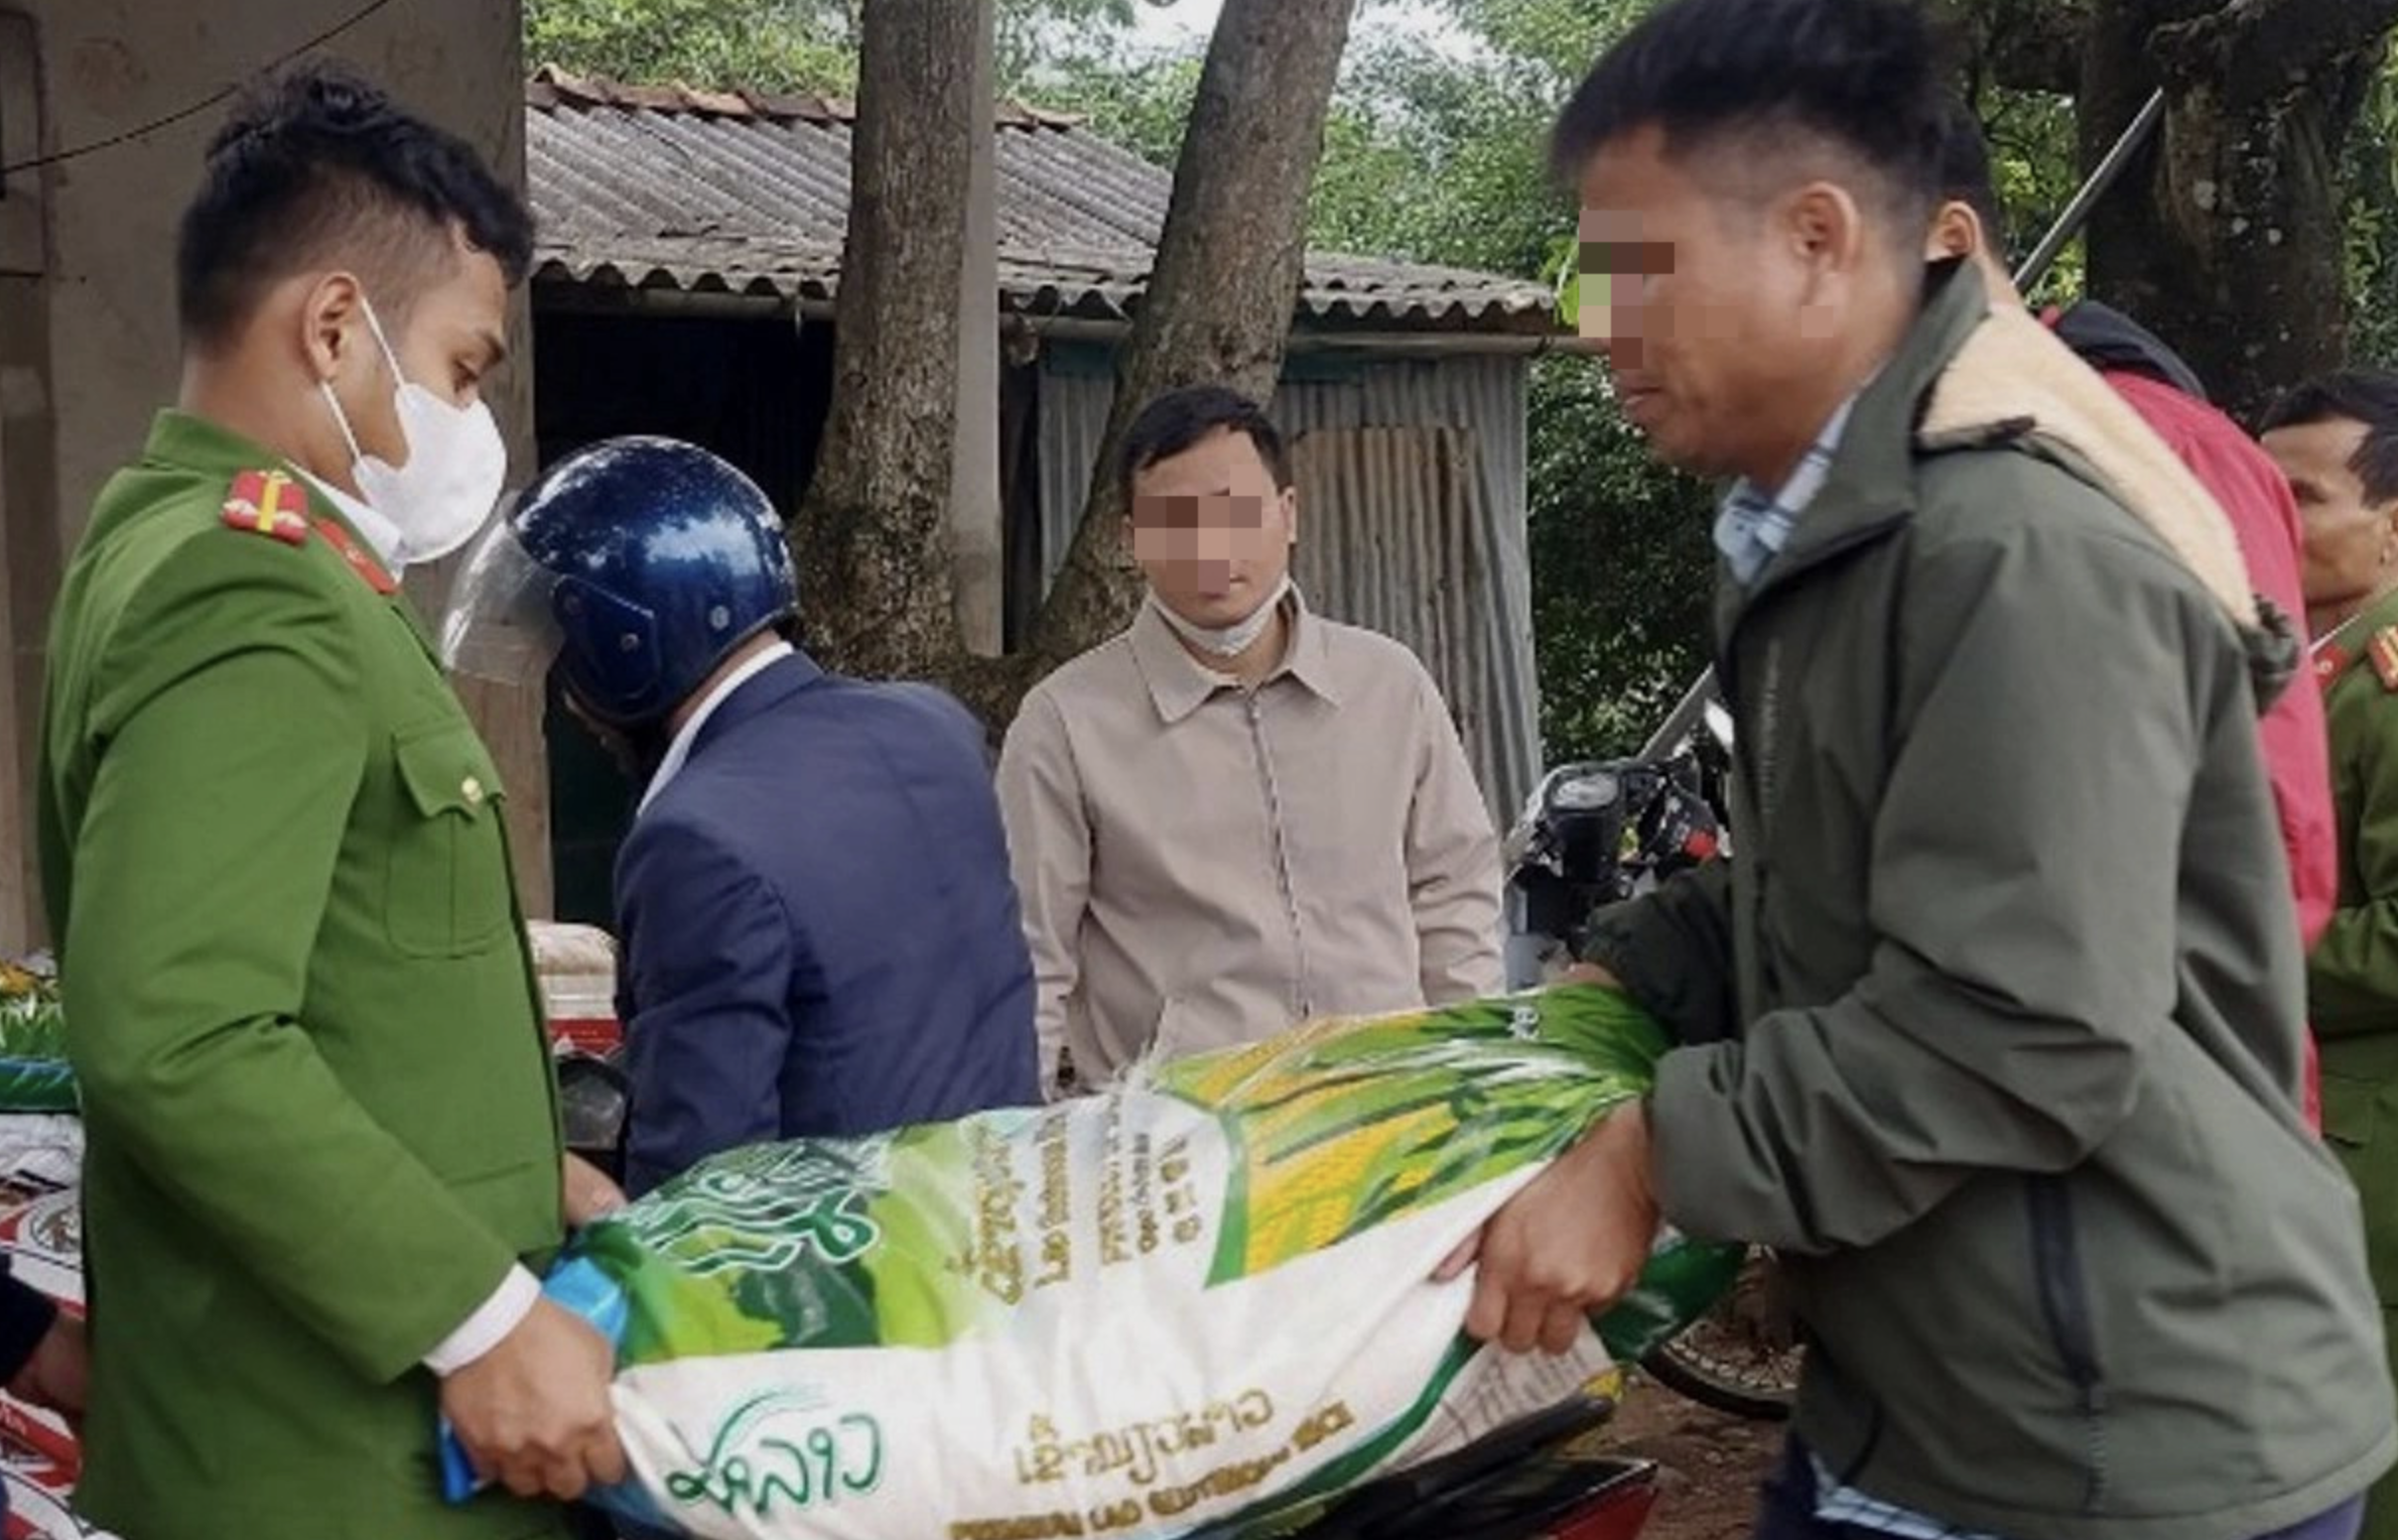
[422, 1265, 541, 1377]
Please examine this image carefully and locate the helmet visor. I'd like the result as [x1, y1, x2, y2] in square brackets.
[439, 508, 562, 683]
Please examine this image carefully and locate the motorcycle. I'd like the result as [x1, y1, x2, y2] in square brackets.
[1501, 722, 1733, 987]
[1501, 712, 1802, 1425]
[1216, 1391, 1660, 1540]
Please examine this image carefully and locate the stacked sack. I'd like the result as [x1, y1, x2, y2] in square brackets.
[530, 922, 632, 1167]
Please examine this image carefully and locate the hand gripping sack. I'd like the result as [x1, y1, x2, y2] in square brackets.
[446, 985, 1739, 1538]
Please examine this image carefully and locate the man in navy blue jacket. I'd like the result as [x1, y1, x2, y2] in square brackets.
[446, 438, 1038, 1196]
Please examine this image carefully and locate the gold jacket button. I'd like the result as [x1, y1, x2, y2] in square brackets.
[462, 775, 485, 806]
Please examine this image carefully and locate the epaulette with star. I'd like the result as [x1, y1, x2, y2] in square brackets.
[2371, 626, 2398, 693]
[220, 468, 309, 546]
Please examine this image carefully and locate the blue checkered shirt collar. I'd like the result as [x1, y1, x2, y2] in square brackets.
[1713, 394, 1861, 587]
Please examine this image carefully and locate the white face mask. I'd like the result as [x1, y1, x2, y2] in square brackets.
[319, 298, 507, 568]
[1149, 576, 1294, 659]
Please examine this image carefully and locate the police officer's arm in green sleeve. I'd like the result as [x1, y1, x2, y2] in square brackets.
[59, 536, 522, 1386]
[1579, 858, 1738, 1045]
[2311, 702, 2398, 1040]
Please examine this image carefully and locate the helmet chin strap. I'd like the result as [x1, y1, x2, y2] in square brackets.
[1149, 577, 1294, 659]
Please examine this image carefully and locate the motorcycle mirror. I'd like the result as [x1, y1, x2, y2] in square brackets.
[1702, 700, 1735, 751]
[1553, 769, 1621, 812]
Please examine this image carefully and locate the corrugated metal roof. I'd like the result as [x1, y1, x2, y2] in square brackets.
[526, 71, 1557, 333]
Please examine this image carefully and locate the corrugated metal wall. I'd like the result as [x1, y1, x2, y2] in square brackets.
[1034, 350, 1540, 823]
[1287, 426, 1508, 812]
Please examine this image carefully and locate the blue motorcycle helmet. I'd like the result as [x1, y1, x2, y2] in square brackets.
[439, 437, 799, 729]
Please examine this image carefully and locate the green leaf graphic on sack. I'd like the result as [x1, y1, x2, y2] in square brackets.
[620, 1141, 893, 1272]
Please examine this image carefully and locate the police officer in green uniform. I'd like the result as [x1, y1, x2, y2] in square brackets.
[2268, 368, 2398, 1540]
[36, 64, 626, 1540]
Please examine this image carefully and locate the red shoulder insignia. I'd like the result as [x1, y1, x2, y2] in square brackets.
[308, 514, 398, 596]
[220, 468, 310, 546]
[2316, 644, 2349, 695]
[2370, 627, 2398, 693]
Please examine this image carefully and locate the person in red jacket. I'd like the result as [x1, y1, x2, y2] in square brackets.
[1933, 103, 2335, 1129]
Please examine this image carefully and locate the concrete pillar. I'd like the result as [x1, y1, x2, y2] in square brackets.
[1, 6, 53, 952]
[0, 413, 19, 955]
[952, 0, 1003, 657]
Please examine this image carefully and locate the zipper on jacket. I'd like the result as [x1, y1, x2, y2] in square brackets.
[1247, 692, 1314, 1020]
[1716, 640, 1789, 1009]
[1753, 636, 1786, 841]
[2027, 1175, 2110, 1511]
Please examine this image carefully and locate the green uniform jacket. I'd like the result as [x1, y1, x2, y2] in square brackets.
[1585, 265, 2394, 1539]
[37, 412, 572, 1540]
[2308, 585, 2398, 1540]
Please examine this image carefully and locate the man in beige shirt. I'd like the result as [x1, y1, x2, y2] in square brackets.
[999, 386, 1505, 1095]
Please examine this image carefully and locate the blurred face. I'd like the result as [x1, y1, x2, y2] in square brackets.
[2266, 416, 2398, 623]
[1576, 125, 1897, 484]
[1125, 427, 1298, 629]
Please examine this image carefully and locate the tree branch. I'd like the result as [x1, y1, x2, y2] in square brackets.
[2156, 0, 2398, 108]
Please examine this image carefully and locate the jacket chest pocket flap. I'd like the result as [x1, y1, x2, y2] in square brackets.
[387, 721, 514, 958]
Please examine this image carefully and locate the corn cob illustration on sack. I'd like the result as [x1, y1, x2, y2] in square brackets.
[0, 963, 74, 1116]
[443, 984, 1738, 1538]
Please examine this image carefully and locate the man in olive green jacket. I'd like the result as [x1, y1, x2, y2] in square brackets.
[1447, 4, 2393, 1539]
[2267, 368, 2398, 1540]
[38, 64, 622, 1540]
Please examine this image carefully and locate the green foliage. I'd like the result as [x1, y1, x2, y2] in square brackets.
[1306, 31, 1566, 274]
[995, 0, 1144, 89]
[524, 0, 860, 92]
[1418, 0, 1649, 84]
[1524, 357, 1715, 759]
[525, 0, 1144, 96]
[1015, 47, 1203, 164]
[1968, 86, 2086, 303]
[522, 0, 2398, 761]
[2346, 64, 2398, 368]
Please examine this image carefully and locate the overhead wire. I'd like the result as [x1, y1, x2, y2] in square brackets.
[0, 0, 410, 178]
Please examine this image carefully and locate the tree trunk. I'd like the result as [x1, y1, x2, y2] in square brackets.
[792, 0, 980, 680]
[2081, 0, 2398, 424]
[1024, 0, 1361, 671]
[796, 0, 1359, 736]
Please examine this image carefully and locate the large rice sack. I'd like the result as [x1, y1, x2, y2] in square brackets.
[448, 985, 1737, 1539]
